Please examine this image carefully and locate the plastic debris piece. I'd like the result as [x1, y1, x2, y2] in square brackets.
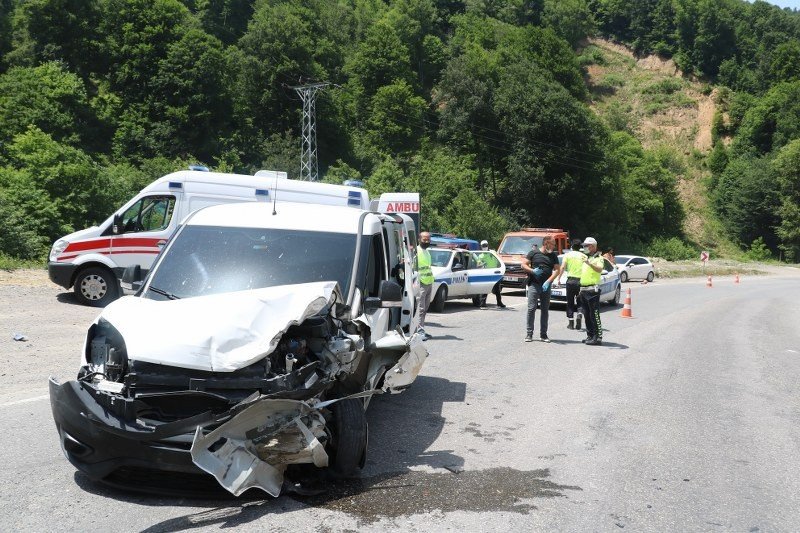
[13, 333, 28, 342]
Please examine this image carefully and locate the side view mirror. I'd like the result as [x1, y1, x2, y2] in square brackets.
[365, 280, 404, 311]
[112, 214, 123, 235]
[452, 263, 464, 272]
[602, 270, 608, 275]
[120, 265, 143, 293]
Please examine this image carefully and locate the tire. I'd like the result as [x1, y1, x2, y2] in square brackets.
[619, 271, 628, 283]
[646, 271, 655, 282]
[73, 267, 118, 307]
[328, 398, 368, 477]
[608, 284, 621, 306]
[430, 285, 447, 313]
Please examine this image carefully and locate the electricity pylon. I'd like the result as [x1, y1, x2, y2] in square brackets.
[291, 82, 329, 181]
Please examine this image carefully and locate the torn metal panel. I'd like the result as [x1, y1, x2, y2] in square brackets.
[99, 282, 340, 372]
[382, 333, 428, 393]
[190, 398, 328, 497]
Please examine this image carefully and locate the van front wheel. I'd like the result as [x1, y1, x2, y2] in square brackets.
[74, 267, 118, 307]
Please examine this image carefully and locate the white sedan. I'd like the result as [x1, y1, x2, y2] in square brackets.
[428, 247, 505, 312]
[550, 256, 621, 306]
[615, 255, 656, 282]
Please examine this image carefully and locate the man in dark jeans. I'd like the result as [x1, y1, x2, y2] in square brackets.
[521, 235, 561, 343]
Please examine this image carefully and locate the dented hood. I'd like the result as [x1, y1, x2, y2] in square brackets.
[99, 281, 340, 372]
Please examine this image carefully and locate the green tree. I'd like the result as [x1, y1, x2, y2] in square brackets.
[772, 139, 800, 260]
[542, 0, 596, 48]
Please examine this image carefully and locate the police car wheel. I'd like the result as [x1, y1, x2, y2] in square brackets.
[74, 267, 118, 307]
[619, 271, 628, 283]
[430, 286, 447, 313]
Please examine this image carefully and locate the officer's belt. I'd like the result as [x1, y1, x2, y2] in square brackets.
[579, 285, 600, 292]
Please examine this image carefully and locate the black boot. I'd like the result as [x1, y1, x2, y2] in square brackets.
[575, 314, 582, 330]
[567, 319, 575, 330]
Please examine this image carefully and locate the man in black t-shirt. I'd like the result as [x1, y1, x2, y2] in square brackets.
[521, 235, 561, 342]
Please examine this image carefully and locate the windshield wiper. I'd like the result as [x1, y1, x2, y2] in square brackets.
[147, 286, 181, 300]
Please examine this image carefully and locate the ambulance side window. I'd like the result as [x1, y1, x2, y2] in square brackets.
[121, 196, 176, 233]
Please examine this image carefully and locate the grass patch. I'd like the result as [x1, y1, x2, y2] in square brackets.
[0, 254, 45, 270]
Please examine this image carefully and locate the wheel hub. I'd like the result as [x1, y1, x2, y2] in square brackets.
[81, 275, 107, 300]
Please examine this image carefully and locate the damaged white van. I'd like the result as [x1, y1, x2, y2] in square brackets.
[48, 200, 427, 497]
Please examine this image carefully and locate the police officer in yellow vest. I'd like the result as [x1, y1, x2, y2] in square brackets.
[562, 239, 587, 330]
[579, 237, 605, 346]
[417, 232, 434, 340]
[475, 240, 506, 309]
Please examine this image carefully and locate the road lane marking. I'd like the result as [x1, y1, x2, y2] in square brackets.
[0, 394, 48, 408]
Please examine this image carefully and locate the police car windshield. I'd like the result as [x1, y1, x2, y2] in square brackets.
[145, 226, 356, 300]
[429, 250, 452, 267]
[499, 236, 543, 255]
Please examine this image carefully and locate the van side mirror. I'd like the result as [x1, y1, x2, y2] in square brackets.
[120, 265, 143, 293]
[364, 280, 404, 311]
[112, 214, 123, 235]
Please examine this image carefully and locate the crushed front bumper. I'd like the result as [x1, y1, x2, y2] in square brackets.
[49, 377, 332, 496]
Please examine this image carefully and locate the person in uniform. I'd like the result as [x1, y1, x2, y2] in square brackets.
[475, 240, 506, 309]
[521, 235, 561, 343]
[417, 232, 434, 340]
[579, 237, 605, 346]
[562, 239, 587, 330]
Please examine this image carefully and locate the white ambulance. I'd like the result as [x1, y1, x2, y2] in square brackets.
[48, 168, 371, 306]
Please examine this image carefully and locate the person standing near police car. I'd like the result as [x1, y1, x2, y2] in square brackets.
[521, 235, 561, 343]
[562, 239, 587, 330]
[476, 239, 506, 309]
[417, 232, 434, 340]
[579, 237, 605, 346]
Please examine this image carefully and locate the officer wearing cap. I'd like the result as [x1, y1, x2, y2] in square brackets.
[475, 240, 506, 309]
[579, 237, 605, 346]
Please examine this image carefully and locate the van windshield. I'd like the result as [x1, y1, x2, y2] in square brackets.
[499, 236, 542, 255]
[145, 226, 357, 300]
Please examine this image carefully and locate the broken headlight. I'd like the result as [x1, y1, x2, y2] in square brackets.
[83, 319, 128, 384]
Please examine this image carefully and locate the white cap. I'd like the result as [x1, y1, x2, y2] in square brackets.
[480, 240, 489, 246]
[582, 237, 597, 246]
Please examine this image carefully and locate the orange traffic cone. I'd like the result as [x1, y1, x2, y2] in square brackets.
[735, 273, 740, 284]
[620, 288, 633, 318]
[706, 275, 713, 288]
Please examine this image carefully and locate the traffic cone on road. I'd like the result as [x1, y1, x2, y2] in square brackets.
[706, 275, 713, 288]
[620, 288, 633, 318]
[735, 273, 740, 284]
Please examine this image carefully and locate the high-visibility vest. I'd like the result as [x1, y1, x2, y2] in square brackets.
[563, 250, 587, 278]
[475, 251, 499, 268]
[580, 254, 604, 286]
[417, 246, 434, 285]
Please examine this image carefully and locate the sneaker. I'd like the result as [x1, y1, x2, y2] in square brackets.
[423, 333, 433, 341]
[581, 337, 591, 343]
[567, 320, 574, 330]
[585, 338, 602, 346]
[480, 305, 488, 309]
[540, 335, 551, 343]
[498, 303, 507, 309]
[524, 334, 533, 342]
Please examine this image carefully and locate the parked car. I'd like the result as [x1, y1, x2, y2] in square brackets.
[428, 247, 505, 311]
[48, 201, 427, 498]
[550, 256, 621, 306]
[615, 255, 655, 282]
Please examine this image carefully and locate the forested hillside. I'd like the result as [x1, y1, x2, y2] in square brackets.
[0, 0, 798, 263]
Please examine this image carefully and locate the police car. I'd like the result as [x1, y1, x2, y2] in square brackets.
[550, 255, 622, 306]
[428, 247, 505, 312]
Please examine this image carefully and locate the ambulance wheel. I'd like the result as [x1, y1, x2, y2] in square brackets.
[73, 267, 118, 307]
[430, 286, 447, 313]
[329, 398, 368, 477]
[619, 271, 628, 283]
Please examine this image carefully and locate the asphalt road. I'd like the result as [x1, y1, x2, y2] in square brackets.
[2, 273, 800, 531]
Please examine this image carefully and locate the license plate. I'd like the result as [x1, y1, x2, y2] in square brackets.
[551, 289, 565, 297]
[503, 276, 516, 282]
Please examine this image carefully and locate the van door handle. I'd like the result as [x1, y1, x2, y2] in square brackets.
[157, 240, 167, 247]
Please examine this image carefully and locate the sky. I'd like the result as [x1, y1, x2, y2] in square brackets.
[759, 0, 800, 8]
